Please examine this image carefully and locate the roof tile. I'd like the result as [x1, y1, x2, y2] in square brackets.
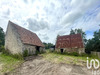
[9, 21, 44, 47]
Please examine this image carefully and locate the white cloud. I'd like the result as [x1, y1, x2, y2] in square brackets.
[0, 0, 100, 44]
[96, 12, 100, 22]
[27, 18, 49, 31]
[61, 0, 99, 25]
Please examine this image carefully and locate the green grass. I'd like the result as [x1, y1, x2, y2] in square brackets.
[41, 50, 99, 66]
[0, 53, 24, 74]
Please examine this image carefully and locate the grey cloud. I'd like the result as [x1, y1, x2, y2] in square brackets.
[27, 18, 49, 31]
[43, 36, 49, 40]
[38, 33, 49, 40]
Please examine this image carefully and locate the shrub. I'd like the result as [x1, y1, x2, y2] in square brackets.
[23, 49, 28, 57]
[11, 53, 23, 60]
[71, 52, 79, 56]
[2, 49, 10, 55]
[35, 50, 40, 55]
[0, 46, 5, 52]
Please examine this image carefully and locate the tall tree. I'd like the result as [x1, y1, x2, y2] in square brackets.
[0, 27, 5, 46]
[85, 29, 100, 53]
[93, 29, 100, 52]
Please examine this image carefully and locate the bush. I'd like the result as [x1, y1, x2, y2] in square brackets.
[71, 52, 79, 56]
[23, 49, 28, 57]
[2, 49, 10, 55]
[0, 46, 5, 52]
[11, 53, 23, 60]
[35, 50, 40, 55]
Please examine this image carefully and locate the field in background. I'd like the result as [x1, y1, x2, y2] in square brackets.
[0, 53, 23, 74]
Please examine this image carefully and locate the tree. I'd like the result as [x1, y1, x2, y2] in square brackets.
[0, 27, 5, 52]
[70, 29, 87, 45]
[0, 27, 5, 46]
[93, 29, 100, 52]
[85, 29, 100, 53]
[43, 42, 54, 49]
[70, 29, 75, 34]
[85, 39, 94, 54]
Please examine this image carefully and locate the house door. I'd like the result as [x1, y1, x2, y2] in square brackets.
[60, 49, 63, 53]
[36, 46, 40, 52]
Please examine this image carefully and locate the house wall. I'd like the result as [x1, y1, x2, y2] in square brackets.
[5, 22, 23, 54]
[55, 48, 85, 54]
[23, 44, 36, 54]
[22, 44, 44, 55]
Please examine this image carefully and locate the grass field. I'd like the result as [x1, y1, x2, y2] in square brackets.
[0, 53, 23, 74]
[41, 50, 99, 66]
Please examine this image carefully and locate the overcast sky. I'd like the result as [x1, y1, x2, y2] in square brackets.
[0, 0, 100, 44]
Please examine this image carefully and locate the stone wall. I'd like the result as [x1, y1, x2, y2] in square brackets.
[55, 48, 85, 54]
[5, 22, 23, 54]
[23, 44, 36, 54]
[5, 22, 44, 55]
[23, 44, 45, 55]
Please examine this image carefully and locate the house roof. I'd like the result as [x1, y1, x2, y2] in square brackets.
[9, 21, 44, 47]
[55, 34, 84, 48]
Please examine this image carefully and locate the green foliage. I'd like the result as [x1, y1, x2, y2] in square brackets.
[11, 53, 23, 60]
[0, 46, 5, 52]
[0, 54, 23, 73]
[23, 49, 28, 57]
[0, 27, 5, 46]
[85, 29, 100, 53]
[2, 49, 23, 60]
[2, 49, 10, 55]
[35, 50, 40, 55]
[70, 52, 79, 56]
[43, 42, 54, 49]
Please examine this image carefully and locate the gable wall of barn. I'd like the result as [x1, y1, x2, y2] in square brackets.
[5, 22, 23, 54]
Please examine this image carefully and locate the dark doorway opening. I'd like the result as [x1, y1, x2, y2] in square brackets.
[36, 46, 40, 52]
[60, 49, 63, 53]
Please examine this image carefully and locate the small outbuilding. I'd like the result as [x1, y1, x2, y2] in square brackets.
[55, 34, 85, 54]
[5, 21, 44, 54]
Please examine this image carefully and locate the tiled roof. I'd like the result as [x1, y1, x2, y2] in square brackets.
[55, 34, 84, 48]
[9, 21, 44, 47]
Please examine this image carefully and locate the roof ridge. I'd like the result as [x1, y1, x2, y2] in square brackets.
[9, 20, 36, 35]
[58, 33, 81, 37]
[8, 20, 44, 47]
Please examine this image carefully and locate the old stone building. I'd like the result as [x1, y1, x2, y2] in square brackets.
[5, 21, 44, 54]
[55, 34, 85, 54]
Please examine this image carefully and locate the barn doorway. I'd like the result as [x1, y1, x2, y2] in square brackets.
[60, 49, 63, 53]
[36, 46, 40, 52]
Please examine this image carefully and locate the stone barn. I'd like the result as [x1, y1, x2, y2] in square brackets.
[55, 34, 85, 54]
[5, 21, 44, 54]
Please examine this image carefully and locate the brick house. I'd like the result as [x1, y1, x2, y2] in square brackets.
[5, 21, 44, 54]
[55, 34, 85, 54]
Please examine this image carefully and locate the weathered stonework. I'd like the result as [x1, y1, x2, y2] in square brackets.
[5, 22, 23, 54]
[55, 48, 85, 54]
[5, 21, 44, 55]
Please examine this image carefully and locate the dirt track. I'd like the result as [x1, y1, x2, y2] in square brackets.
[8, 56, 92, 75]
